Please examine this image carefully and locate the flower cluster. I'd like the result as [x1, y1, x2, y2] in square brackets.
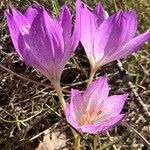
[5, 0, 150, 134]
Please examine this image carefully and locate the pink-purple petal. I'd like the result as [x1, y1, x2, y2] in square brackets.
[70, 90, 85, 123]
[121, 11, 137, 43]
[99, 94, 128, 120]
[9, 7, 29, 33]
[80, 124, 103, 134]
[92, 3, 108, 27]
[5, 8, 30, 58]
[97, 114, 126, 133]
[80, 5, 98, 62]
[71, 0, 82, 50]
[60, 4, 72, 45]
[92, 14, 115, 64]
[5, 10, 21, 57]
[65, 103, 80, 129]
[92, 9, 145, 68]
[24, 5, 39, 25]
[83, 75, 109, 109]
[71, 89, 81, 101]
[110, 31, 150, 60]
[6, 2, 79, 85]
[26, 6, 65, 81]
[70, 89, 81, 116]
[17, 33, 51, 79]
[103, 11, 130, 56]
[80, 114, 126, 134]
[65, 75, 128, 134]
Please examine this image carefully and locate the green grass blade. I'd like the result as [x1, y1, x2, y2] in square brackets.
[52, 0, 60, 17]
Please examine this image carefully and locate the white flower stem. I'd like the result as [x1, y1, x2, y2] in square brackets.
[87, 66, 97, 86]
[53, 80, 65, 111]
[123, 122, 150, 147]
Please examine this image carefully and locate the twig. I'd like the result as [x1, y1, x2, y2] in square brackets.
[30, 127, 51, 141]
[2, 107, 48, 150]
[27, 0, 40, 5]
[45, 104, 63, 119]
[62, 79, 88, 88]
[0, 63, 51, 87]
[0, 104, 44, 126]
[100, 121, 149, 150]
[0, 63, 70, 93]
[123, 122, 150, 147]
[128, 81, 150, 117]
[116, 60, 150, 118]
[10, 102, 21, 131]
[100, 133, 128, 150]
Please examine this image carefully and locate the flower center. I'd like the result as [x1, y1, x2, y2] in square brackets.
[81, 108, 102, 125]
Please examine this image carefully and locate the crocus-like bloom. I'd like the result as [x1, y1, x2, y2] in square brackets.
[65, 75, 128, 134]
[79, 1, 150, 71]
[5, 1, 80, 85]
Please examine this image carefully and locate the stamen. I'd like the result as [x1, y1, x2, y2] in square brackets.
[81, 108, 102, 125]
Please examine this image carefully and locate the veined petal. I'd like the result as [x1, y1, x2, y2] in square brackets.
[65, 74, 128, 134]
[5, 10, 21, 57]
[59, 4, 76, 65]
[71, 89, 81, 102]
[70, 89, 81, 116]
[70, 89, 85, 123]
[121, 11, 137, 43]
[5, 8, 29, 58]
[80, 5, 98, 61]
[99, 114, 126, 133]
[108, 31, 150, 61]
[92, 14, 115, 64]
[60, 4, 72, 45]
[101, 11, 136, 58]
[83, 75, 109, 110]
[80, 124, 103, 134]
[83, 10, 138, 68]
[93, 3, 108, 27]
[8, 7, 30, 34]
[65, 103, 80, 129]
[103, 11, 128, 56]
[27, 6, 64, 69]
[24, 5, 39, 24]
[97, 94, 128, 122]
[80, 114, 126, 134]
[18, 33, 51, 79]
[71, 0, 82, 50]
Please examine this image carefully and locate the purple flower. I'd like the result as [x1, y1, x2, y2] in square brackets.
[65, 75, 128, 134]
[79, 1, 150, 70]
[5, 1, 80, 84]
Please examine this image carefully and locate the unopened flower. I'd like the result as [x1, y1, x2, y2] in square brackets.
[79, 1, 150, 70]
[65, 76, 128, 134]
[5, 1, 80, 85]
